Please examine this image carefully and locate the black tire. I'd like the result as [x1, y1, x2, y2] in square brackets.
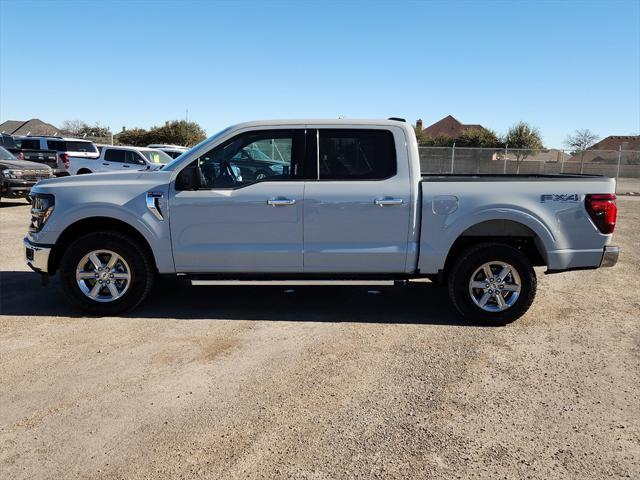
[77, 169, 92, 175]
[59, 231, 155, 315]
[448, 242, 536, 326]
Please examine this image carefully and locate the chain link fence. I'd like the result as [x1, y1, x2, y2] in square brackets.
[419, 146, 640, 194]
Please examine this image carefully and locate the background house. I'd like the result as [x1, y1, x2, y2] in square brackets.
[568, 135, 640, 164]
[0, 118, 61, 136]
[417, 115, 487, 138]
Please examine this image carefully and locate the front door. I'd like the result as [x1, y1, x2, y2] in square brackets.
[303, 127, 412, 273]
[169, 129, 306, 273]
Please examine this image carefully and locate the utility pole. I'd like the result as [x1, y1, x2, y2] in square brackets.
[615, 146, 622, 193]
[503, 143, 508, 174]
[450, 142, 456, 174]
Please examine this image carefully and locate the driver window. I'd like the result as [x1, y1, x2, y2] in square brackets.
[180, 130, 299, 190]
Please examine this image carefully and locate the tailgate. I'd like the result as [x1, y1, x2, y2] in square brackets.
[22, 149, 58, 168]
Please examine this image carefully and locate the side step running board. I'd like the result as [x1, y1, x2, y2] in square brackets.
[190, 280, 396, 286]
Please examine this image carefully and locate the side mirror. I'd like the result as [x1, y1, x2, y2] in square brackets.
[176, 165, 201, 190]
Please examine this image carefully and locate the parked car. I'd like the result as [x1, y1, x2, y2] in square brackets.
[16, 136, 99, 175]
[0, 146, 52, 202]
[10, 136, 63, 176]
[24, 119, 619, 324]
[146, 144, 189, 159]
[71, 146, 173, 174]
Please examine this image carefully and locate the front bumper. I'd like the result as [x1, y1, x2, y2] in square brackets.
[600, 246, 620, 268]
[1, 179, 38, 198]
[24, 238, 52, 273]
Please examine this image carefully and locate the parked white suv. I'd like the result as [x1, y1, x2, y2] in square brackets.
[77, 146, 173, 174]
[17, 136, 99, 175]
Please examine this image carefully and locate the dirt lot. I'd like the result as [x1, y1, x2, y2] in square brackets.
[1, 197, 638, 480]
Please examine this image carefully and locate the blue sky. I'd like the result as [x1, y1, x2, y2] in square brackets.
[1, 0, 639, 147]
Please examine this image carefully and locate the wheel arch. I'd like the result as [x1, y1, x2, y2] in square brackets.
[48, 217, 157, 274]
[441, 219, 548, 281]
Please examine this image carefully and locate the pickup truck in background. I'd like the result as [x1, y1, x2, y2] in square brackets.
[24, 119, 620, 324]
[1, 134, 62, 176]
[0, 146, 52, 202]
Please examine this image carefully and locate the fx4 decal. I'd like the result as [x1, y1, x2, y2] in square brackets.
[540, 194, 579, 203]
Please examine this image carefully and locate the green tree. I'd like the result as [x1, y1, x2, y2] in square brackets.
[78, 123, 111, 138]
[504, 122, 544, 173]
[116, 120, 207, 147]
[414, 125, 428, 145]
[116, 128, 150, 147]
[146, 120, 206, 147]
[419, 134, 455, 147]
[455, 128, 502, 148]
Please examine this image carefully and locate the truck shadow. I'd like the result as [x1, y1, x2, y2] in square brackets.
[0, 271, 480, 327]
[0, 200, 30, 208]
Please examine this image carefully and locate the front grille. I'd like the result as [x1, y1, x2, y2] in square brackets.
[22, 170, 52, 181]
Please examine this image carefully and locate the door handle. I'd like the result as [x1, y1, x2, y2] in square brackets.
[102, 163, 109, 166]
[267, 198, 296, 206]
[374, 197, 404, 206]
[122, 164, 130, 168]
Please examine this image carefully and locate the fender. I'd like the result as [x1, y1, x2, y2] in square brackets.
[418, 205, 559, 274]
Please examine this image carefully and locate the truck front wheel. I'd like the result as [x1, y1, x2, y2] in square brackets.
[448, 243, 536, 325]
[59, 232, 155, 315]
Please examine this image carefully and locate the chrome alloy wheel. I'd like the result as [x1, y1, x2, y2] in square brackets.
[468, 261, 521, 312]
[76, 250, 131, 303]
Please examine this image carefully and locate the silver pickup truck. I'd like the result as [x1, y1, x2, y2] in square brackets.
[24, 119, 619, 324]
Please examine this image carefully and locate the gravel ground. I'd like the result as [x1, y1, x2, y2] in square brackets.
[1, 197, 638, 480]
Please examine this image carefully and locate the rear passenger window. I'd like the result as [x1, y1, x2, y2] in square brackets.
[318, 129, 396, 180]
[46, 140, 65, 151]
[104, 149, 126, 163]
[19, 139, 41, 150]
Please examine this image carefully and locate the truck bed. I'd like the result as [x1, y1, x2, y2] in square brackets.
[421, 173, 608, 182]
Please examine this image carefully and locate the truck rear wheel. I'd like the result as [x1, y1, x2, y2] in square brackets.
[59, 232, 154, 315]
[448, 242, 536, 325]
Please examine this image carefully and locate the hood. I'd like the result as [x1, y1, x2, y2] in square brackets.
[0, 159, 52, 170]
[32, 169, 171, 191]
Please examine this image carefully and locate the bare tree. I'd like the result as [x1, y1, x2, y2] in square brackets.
[564, 129, 599, 174]
[61, 119, 88, 135]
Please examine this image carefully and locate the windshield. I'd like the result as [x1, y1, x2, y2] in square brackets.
[1, 135, 17, 149]
[141, 149, 173, 164]
[162, 126, 233, 171]
[0, 146, 18, 160]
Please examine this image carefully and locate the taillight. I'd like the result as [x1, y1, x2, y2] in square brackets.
[60, 153, 70, 169]
[585, 194, 617, 234]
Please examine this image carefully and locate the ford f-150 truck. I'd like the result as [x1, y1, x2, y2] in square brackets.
[24, 119, 620, 324]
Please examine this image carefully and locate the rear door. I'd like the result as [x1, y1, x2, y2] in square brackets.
[102, 149, 127, 171]
[169, 128, 306, 273]
[303, 127, 412, 273]
[123, 150, 147, 170]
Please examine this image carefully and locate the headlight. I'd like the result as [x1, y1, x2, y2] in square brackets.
[29, 194, 55, 233]
[3, 169, 24, 179]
